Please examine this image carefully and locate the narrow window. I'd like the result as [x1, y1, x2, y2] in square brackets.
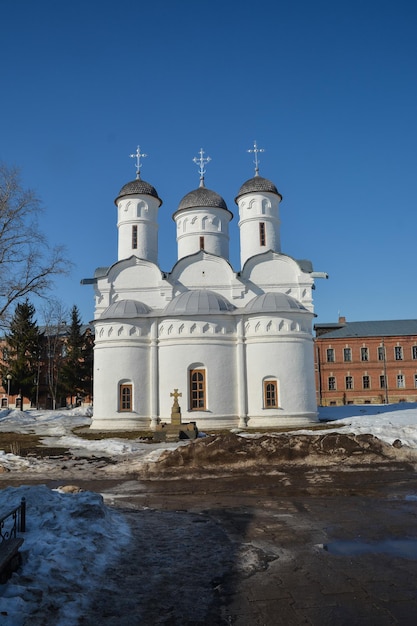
[263, 380, 278, 408]
[395, 346, 403, 361]
[363, 375, 370, 389]
[343, 348, 351, 362]
[413, 346, 417, 360]
[120, 384, 132, 411]
[326, 348, 335, 363]
[380, 375, 386, 389]
[259, 222, 266, 246]
[397, 374, 405, 388]
[361, 347, 369, 361]
[345, 376, 353, 390]
[328, 376, 336, 391]
[199, 236, 204, 250]
[190, 369, 206, 410]
[132, 225, 138, 249]
[414, 374, 417, 388]
[378, 346, 385, 361]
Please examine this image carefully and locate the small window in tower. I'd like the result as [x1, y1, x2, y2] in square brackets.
[199, 236, 204, 250]
[132, 225, 138, 249]
[263, 380, 278, 408]
[120, 384, 132, 411]
[190, 369, 206, 410]
[259, 222, 266, 246]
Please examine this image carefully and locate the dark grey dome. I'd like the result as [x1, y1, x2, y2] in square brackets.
[115, 179, 162, 205]
[100, 299, 151, 319]
[245, 292, 308, 313]
[177, 186, 229, 212]
[235, 176, 281, 203]
[164, 290, 235, 314]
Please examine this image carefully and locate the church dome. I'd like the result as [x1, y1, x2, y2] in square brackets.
[245, 292, 307, 313]
[100, 299, 151, 319]
[164, 290, 235, 314]
[176, 186, 229, 212]
[115, 179, 162, 205]
[235, 176, 281, 203]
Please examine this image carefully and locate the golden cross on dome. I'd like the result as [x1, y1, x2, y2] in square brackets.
[130, 145, 147, 179]
[247, 140, 265, 176]
[193, 148, 211, 187]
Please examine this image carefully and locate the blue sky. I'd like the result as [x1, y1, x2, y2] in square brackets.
[1, 0, 416, 325]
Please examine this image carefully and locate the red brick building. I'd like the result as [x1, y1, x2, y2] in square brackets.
[314, 317, 417, 406]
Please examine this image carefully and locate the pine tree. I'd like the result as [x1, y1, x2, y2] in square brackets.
[1, 299, 42, 404]
[61, 305, 92, 405]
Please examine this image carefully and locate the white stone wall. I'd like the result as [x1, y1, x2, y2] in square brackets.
[174, 207, 232, 261]
[91, 320, 151, 429]
[237, 191, 281, 267]
[117, 195, 160, 263]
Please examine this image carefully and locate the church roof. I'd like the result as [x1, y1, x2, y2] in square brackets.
[164, 289, 235, 314]
[245, 292, 308, 313]
[175, 186, 230, 213]
[115, 178, 162, 205]
[235, 176, 281, 203]
[100, 299, 151, 319]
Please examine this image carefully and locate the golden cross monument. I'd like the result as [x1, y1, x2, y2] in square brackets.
[170, 389, 182, 425]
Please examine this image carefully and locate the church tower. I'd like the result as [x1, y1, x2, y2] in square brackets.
[235, 142, 282, 269]
[173, 149, 233, 262]
[115, 146, 162, 263]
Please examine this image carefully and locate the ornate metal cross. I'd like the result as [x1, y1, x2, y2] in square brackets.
[130, 145, 147, 179]
[193, 148, 211, 185]
[247, 140, 264, 176]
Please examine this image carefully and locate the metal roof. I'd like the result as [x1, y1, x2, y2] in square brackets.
[315, 319, 417, 339]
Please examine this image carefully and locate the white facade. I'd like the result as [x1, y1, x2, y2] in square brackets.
[86, 156, 325, 431]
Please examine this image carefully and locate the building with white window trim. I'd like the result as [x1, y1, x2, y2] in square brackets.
[83, 144, 326, 430]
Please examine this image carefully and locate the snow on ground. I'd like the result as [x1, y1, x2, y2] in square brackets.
[0, 485, 131, 625]
[0, 402, 417, 622]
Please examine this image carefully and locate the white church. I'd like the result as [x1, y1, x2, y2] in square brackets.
[84, 143, 327, 431]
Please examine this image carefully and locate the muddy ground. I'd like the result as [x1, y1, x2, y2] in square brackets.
[2, 433, 417, 624]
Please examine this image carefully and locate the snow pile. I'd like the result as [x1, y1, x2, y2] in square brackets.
[0, 485, 131, 625]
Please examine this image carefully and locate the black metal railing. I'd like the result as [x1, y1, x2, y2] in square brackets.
[0, 498, 26, 543]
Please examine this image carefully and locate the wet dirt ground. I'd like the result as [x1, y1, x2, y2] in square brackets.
[4, 463, 417, 625]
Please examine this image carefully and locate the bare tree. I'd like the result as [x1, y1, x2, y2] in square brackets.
[41, 300, 69, 410]
[0, 162, 71, 327]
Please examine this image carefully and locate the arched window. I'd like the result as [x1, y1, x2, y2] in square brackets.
[263, 380, 278, 408]
[120, 383, 132, 411]
[190, 369, 206, 410]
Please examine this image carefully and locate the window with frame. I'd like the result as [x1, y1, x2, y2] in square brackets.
[413, 346, 417, 360]
[199, 236, 205, 250]
[132, 225, 138, 249]
[380, 375, 387, 389]
[395, 346, 403, 361]
[328, 376, 336, 390]
[363, 375, 370, 389]
[361, 347, 369, 361]
[343, 347, 351, 362]
[259, 222, 266, 246]
[397, 374, 405, 388]
[263, 380, 278, 408]
[120, 384, 132, 411]
[190, 369, 206, 410]
[345, 376, 353, 390]
[378, 346, 385, 361]
[414, 374, 417, 388]
[326, 348, 335, 363]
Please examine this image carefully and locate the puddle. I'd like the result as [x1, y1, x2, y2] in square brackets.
[324, 539, 417, 559]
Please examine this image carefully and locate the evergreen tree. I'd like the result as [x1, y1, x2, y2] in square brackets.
[61, 305, 93, 405]
[1, 299, 42, 403]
